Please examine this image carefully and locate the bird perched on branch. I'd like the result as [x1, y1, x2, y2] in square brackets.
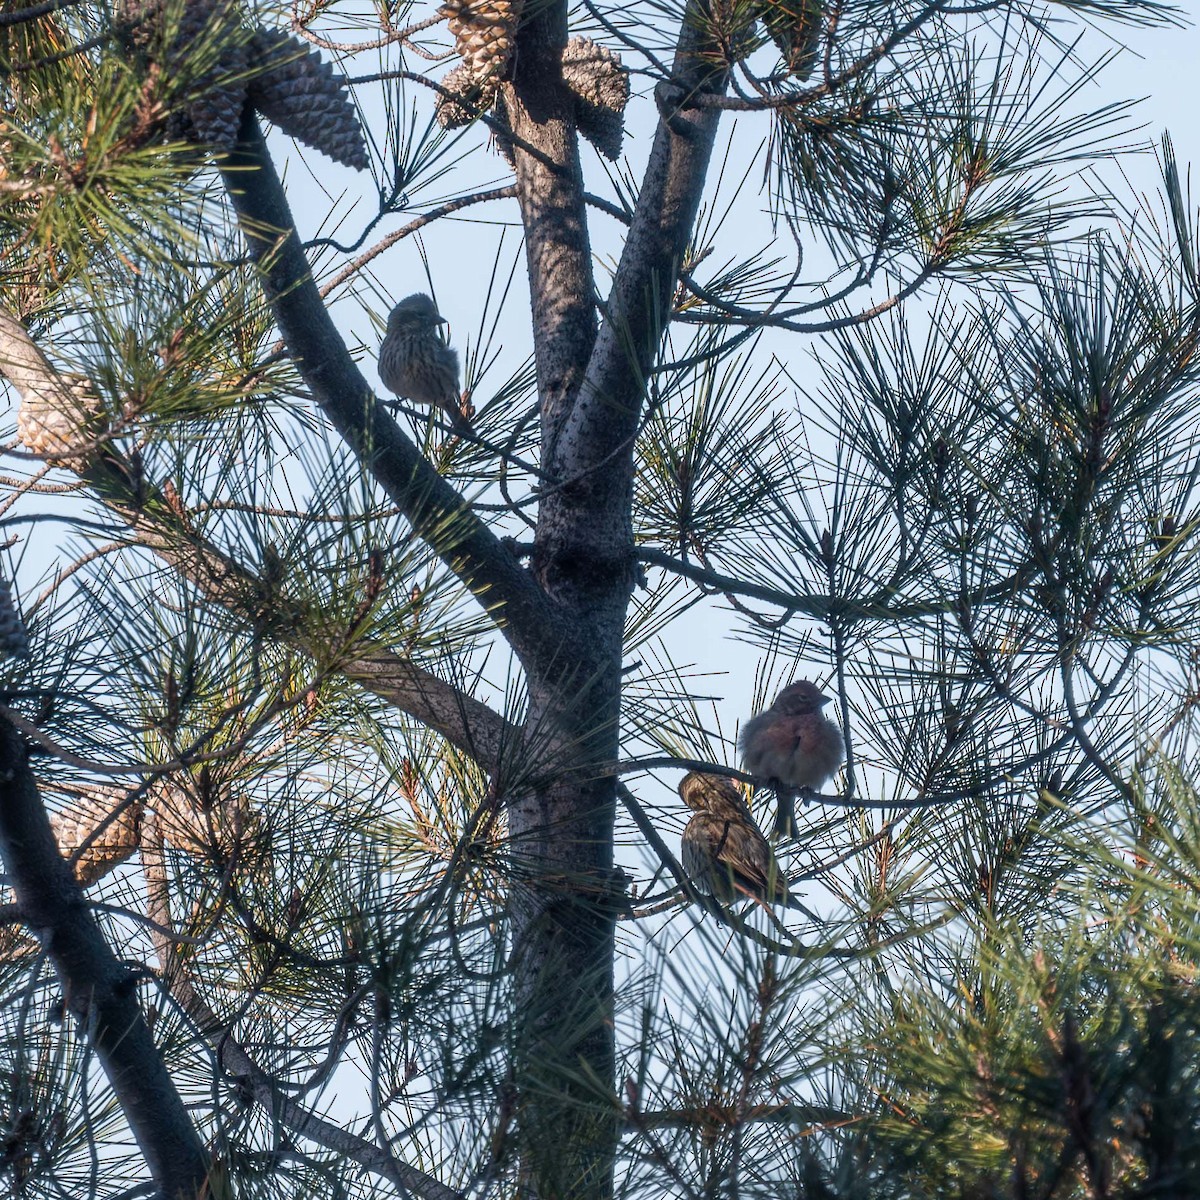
[378, 293, 471, 432]
[739, 679, 844, 839]
[679, 771, 795, 908]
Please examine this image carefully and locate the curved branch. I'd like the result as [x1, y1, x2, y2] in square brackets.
[310, 186, 518, 296]
[638, 545, 1035, 623]
[217, 113, 569, 676]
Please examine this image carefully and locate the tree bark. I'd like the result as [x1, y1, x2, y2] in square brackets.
[499, 6, 731, 1194]
[213, 10, 732, 1183]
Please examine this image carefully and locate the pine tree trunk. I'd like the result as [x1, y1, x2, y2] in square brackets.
[506, 700, 621, 1197]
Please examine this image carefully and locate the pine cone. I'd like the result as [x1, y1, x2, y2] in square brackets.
[116, 4, 367, 166]
[154, 780, 268, 872]
[435, 61, 492, 129]
[247, 28, 368, 171]
[440, 0, 521, 88]
[562, 37, 628, 161]
[16, 374, 103, 461]
[49, 785, 144, 886]
[0, 577, 27, 660]
[185, 41, 248, 151]
[116, 0, 250, 152]
[761, 0, 821, 82]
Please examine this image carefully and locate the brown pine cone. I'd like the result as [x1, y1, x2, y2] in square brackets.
[562, 37, 628, 161]
[440, 0, 521, 88]
[49, 785, 144, 886]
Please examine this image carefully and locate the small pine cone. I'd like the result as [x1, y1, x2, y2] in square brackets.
[435, 61, 495, 129]
[246, 28, 368, 170]
[761, 0, 821, 82]
[154, 780, 267, 869]
[16, 374, 103, 461]
[562, 37, 628, 161]
[49, 785, 144, 886]
[0, 577, 27, 659]
[440, 0, 521, 87]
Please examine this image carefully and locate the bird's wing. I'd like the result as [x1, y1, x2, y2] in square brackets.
[759, 717, 805, 756]
[716, 820, 787, 902]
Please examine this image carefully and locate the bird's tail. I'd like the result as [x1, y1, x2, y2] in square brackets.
[772, 789, 798, 840]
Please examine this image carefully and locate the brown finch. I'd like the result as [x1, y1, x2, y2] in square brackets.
[378, 293, 471, 432]
[678, 771, 795, 907]
[739, 679, 844, 839]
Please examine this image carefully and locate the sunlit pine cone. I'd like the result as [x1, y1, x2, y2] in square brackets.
[153, 779, 270, 877]
[435, 61, 492, 129]
[440, 0, 521, 92]
[561, 37, 628, 161]
[0, 577, 28, 660]
[48, 784, 144, 886]
[16, 373, 103, 461]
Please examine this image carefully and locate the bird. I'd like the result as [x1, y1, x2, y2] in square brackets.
[378, 293, 471, 432]
[678, 771, 794, 908]
[739, 679, 844, 840]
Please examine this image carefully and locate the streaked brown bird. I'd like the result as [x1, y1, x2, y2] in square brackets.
[378, 293, 471, 431]
[679, 771, 794, 907]
[739, 679, 844, 839]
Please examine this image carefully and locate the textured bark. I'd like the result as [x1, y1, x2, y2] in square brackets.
[499, 6, 730, 1195]
[507, 1, 597, 453]
[0, 717, 212, 1199]
[504, 664, 623, 1198]
[539, 12, 730, 600]
[500, 8, 619, 1195]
